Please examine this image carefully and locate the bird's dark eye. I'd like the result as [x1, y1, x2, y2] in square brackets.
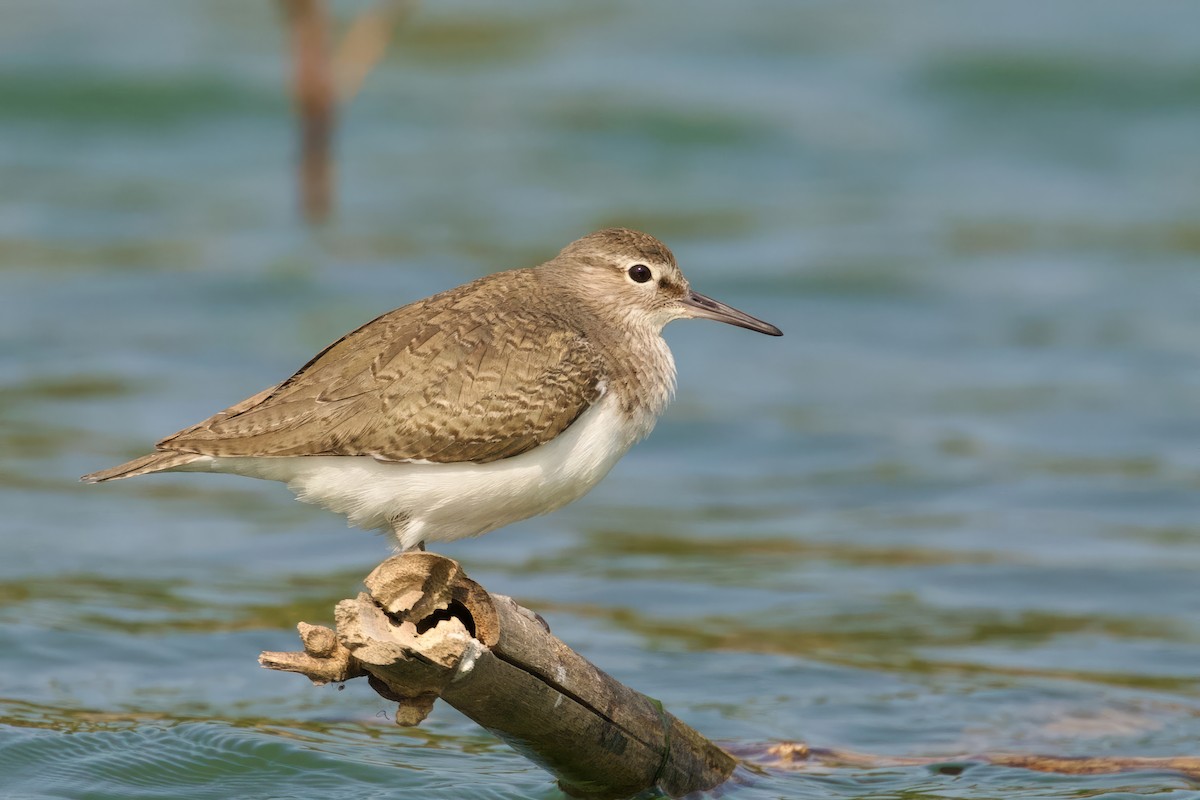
[628, 264, 652, 283]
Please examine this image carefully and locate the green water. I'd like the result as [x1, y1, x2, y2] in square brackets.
[3, 1, 1200, 798]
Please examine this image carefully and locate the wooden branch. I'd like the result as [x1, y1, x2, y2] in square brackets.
[263, 554, 1199, 795]
[259, 621, 366, 684]
[260, 553, 737, 799]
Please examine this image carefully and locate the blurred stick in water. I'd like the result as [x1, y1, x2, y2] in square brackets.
[279, 0, 334, 224]
[260, 553, 737, 799]
[278, 0, 418, 224]
[742, 741, 1200, 781]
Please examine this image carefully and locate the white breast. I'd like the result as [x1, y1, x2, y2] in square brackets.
[189, 392, 656, 551]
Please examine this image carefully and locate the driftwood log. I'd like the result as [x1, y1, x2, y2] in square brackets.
[260, 553, 737, 798]
[261, 553, 1199, 796]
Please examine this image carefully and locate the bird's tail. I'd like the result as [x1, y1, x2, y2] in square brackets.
[81, 450, 201, 483]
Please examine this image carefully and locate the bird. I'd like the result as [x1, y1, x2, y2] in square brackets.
[82, 228, 781, 552]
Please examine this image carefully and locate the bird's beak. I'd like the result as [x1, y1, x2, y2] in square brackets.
[679, 290, 782, 336]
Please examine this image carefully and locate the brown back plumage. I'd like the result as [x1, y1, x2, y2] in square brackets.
[157, 269, 605, 464]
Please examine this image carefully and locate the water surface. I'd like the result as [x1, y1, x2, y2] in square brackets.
[2, 2, 1199, 798]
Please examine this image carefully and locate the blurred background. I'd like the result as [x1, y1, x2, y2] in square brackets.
[2, 1, 1200, 798]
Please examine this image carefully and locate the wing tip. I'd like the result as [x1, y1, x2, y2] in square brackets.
[80, 451, 199, 483]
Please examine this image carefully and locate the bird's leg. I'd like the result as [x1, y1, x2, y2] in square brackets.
[390, 513, 424, 553]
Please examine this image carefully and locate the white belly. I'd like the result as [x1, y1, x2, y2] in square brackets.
[182, 393, 653, 551]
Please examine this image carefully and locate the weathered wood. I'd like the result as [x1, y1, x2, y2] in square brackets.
[260, 553, 737, 798]
[261, 554, 1200, 794]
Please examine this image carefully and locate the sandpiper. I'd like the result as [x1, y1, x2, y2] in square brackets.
[83, 228, 781, 552]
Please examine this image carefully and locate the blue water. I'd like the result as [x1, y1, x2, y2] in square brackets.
[2, 1, 1199, 797]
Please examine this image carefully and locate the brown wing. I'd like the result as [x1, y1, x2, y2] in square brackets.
[158, 270, 605, 464]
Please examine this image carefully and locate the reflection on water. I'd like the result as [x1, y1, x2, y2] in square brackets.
[2, 1, 1200, 798]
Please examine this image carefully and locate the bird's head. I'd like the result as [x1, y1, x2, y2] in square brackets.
[545, 228, 782, 336]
